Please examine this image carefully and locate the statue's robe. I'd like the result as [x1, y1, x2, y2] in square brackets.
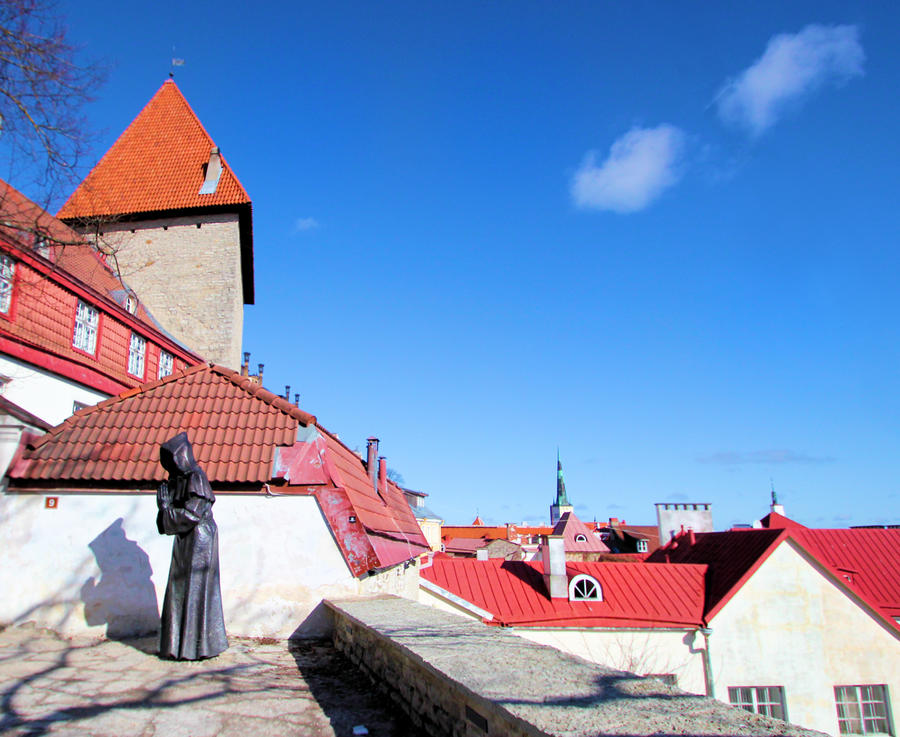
[157, 433, 227, 660]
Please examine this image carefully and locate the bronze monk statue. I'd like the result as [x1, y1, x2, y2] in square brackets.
[156, 432, 227, 659]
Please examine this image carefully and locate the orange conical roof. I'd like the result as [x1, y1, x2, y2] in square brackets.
[472, 515, 485, 526]
[58, 80, 250, 219]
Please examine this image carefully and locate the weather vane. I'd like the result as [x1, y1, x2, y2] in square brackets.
[170, 46, 185, 78]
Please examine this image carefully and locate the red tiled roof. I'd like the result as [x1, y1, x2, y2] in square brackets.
[57, 80, 250, 219]
[9, 363, 309, 485]
[551, 512, 610, 553]
[444, 537, 488, 554]
[8, 362, 428, 574]
[442, 525, 553, 541]
[421, 557, 706, 628]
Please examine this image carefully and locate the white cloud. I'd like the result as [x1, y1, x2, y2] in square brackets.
[294, 217, 319, 232]
[715, 24, 864, 135]
[571, 124, 686, 213]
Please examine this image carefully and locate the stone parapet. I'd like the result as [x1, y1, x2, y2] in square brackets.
[326, 596, 825, 737]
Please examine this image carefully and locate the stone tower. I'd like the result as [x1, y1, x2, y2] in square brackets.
[550, 451, 574, 525]
[58, 79, 253, 369]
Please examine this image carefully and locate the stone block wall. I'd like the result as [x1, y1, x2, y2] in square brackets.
[88, 213, 244, 369]
[329, 601, 538, 737]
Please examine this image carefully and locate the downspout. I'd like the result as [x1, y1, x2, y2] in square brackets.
[699, 627, 714, 698]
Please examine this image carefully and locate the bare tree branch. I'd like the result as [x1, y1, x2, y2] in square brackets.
[0, 0, 104, 198]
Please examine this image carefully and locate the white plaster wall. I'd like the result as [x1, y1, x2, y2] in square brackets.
[0, 355, 107, 425]
[710, 539, 900, 736]
[514, 628, 706, 692]
[0, 491, 419, 640]
[418, 584, 706, 692]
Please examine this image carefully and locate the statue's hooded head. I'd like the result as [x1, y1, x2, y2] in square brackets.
[160, 432, 197, 475]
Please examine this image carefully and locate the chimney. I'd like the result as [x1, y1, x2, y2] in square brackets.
[199, 146, 223, 195]
[609, 517, 619, 528]
[378, 457, 387, 497]
[241, 352, 250, 377]
[541, 534, 567, 599]
[258, 363, 264, 385]
[688, 529, 696, 545]
[366, 437, 379, 489]
[476, 548, 488, 561]
[285, 385, 290, 401]
[294, 393, 299, 407]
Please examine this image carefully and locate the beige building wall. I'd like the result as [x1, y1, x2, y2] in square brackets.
[87, 213, 244, 369]
[709, 539, 900, 736]
[0, 492, 419, 639]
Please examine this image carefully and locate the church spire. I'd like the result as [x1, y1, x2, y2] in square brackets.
[550, 449, 574, 525]
[556, 448, 570, 506]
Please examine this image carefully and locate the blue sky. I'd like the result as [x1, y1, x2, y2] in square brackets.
[32, 2, 900, 527]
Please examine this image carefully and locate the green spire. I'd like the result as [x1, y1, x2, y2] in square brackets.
[556, 449, 570, 506]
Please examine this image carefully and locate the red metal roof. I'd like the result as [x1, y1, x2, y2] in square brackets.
[7, 363, 428, 574]
[551, 512, 610, 553]
[422, 557, 706, 628]
[789, 528, 900, 620]
[759, 512, 900, 616]
[649, 526, 900, 632]
[57, 80, 250, 220]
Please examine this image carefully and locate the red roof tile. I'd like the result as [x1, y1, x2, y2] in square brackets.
[422, 557, 706, 628]
[57, 80, 250, 219]
[8, 362, 428, 573]
[551, 511, 610, 553]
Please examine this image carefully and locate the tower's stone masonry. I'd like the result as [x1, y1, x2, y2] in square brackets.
[96, 213, 243, 369]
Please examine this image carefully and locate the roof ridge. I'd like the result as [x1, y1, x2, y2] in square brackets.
[210, 364, 316, 427]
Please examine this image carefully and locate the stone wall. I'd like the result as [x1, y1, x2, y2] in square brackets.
[327, 596, 825, 737]
[88, 213, 244, 369]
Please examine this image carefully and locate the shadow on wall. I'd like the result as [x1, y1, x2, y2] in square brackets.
[81, 518, 159, 639]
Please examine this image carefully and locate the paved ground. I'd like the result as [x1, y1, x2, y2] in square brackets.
[0, 624, 418, 737]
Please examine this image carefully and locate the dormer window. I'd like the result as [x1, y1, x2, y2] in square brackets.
[569, 574, 602, 601]
[637, 539, 649, 553]
[574, 534, 588, 543]
[125, 293, 138, 314]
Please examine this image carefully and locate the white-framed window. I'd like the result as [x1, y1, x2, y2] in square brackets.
[0, 254, 15, 314]
[73, 300, 99, 354]
[569, 574, 602, 601]
[574, 534, 587, 543]
[158, 350, 174, 379]
[128, 332, 146, 377]
[637, 539, 649, 553]
[125, 293, 138, 314]
[729, 686, 787, 721]
[835, 685, 893, 735]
